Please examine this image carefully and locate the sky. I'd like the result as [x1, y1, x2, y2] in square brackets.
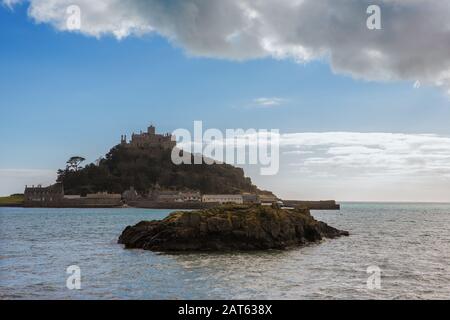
[1, 0, 450, 201]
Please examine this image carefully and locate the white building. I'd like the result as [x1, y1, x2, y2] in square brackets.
[202, 194, 243, 204]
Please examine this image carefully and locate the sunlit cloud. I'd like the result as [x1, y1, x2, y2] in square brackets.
[280, 132, 450, 178]
[253, 97, 286, 107]
[176, 130, 450, 179]
[4, 0, 450, 93]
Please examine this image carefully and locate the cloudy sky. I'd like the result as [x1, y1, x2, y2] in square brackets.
[1, 0, 450, 201]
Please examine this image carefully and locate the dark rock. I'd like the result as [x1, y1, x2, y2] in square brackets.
[118, 205, 349, 252]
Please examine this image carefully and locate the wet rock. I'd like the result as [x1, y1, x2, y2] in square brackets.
[118, 205, 349, 252]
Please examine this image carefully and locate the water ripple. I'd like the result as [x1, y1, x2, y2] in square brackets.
[0, 204, 449, 299]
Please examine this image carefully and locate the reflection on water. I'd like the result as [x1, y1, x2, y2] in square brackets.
[0, 203, 449, 299]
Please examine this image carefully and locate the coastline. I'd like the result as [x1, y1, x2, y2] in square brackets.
[0, 203, 24, 208]
[1, 200, 341, 210]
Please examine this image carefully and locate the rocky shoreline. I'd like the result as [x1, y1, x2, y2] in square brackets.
[118, 205, 349, 251]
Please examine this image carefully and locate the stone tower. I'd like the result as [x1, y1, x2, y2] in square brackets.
[120, 135, 127, 145]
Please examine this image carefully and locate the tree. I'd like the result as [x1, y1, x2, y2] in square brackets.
[57, 144, 261, 196]
[66, 156, 86, 172]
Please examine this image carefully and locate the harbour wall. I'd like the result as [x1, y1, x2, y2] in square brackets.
[282, 200, 340, 210]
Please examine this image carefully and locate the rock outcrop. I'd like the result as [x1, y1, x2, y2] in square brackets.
[118, 205, 349, 251]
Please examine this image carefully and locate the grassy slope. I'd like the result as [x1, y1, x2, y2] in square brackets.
[0, 194, 25, 205]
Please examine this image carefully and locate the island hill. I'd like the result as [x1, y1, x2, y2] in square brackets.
[19, 124, 348, 252]
[21, 124, 339, 210]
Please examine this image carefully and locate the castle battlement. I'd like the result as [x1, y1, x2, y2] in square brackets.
[121, 125, 176, 149]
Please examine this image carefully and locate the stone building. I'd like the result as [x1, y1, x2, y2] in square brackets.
[24, 183, 64, 204]
[86, 192, 122, 199]
[24, 183, 122, 207]
[242, 194, 260, 204]
[149, 189, 202, 203]
[258, 194, 279, 205]
[202, 194, 244, 204]
[121, 125, 176, 149]
[179, 191, 201, 202]
[157, 191, 181, 203]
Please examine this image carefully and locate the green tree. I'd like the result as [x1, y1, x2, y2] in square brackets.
[66, 156, 86, 172]
[57, 144, 263, 196]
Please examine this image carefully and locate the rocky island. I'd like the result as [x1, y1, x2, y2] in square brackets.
[118, 205, 349, 251]
[20, 125, 340, 211]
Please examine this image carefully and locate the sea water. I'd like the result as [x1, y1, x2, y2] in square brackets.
[0, 203, 449, 299]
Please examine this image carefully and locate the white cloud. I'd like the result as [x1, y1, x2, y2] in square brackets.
[4, 0, 450, 93]
[280, 132, 450, 178]
[2, 0, 20, 8]
[283, 150, 314, 155]
[327, 146, 384, 155]
[249, 131, 450, 201]
[177, 129, 450, 179]
[253, 97, 286, 107]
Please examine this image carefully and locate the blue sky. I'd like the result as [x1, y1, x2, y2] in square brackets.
[1, 1, 450, 201]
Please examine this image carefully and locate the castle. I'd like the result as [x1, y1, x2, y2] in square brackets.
[120, 125, 176, 149]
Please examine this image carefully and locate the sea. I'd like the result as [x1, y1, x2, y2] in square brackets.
[0, 203, 449, 299]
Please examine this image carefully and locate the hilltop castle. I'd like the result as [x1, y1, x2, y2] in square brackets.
[120, 125, 176, 149]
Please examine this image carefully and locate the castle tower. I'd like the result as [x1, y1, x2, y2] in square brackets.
[148, 125, 156, 135]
